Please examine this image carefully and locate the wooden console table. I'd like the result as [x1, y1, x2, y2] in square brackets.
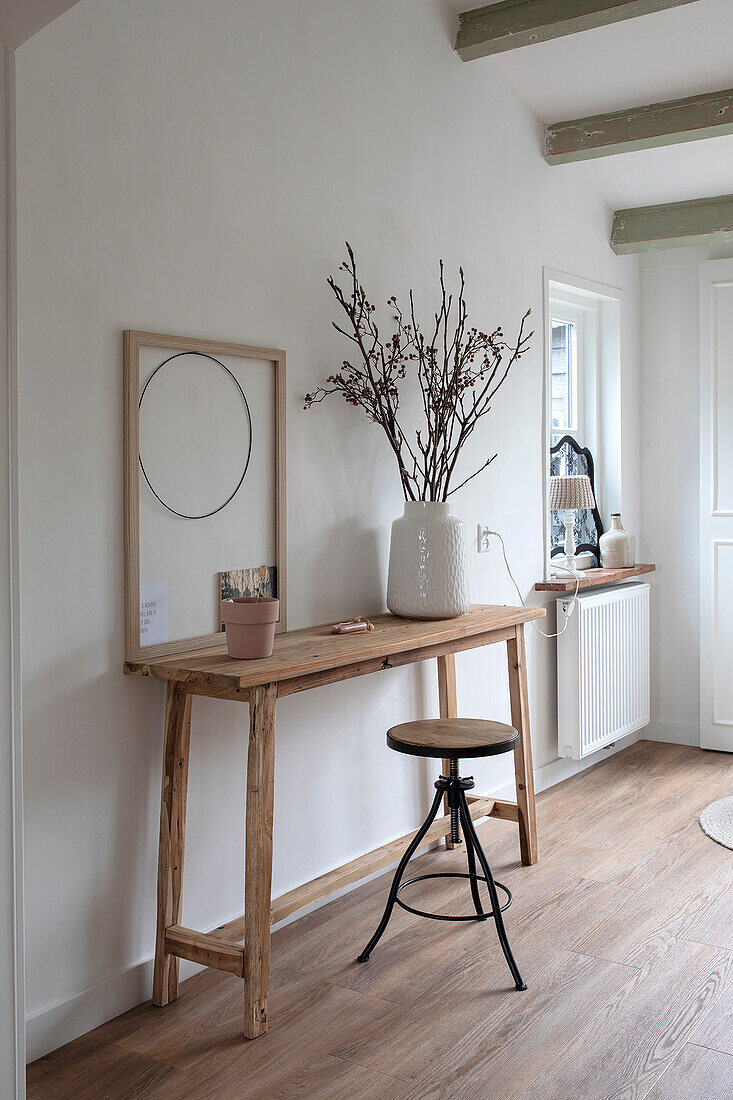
[125, 603, 545, 1039]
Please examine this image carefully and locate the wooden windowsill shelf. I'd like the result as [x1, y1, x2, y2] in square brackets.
[534, 563, 655, 593]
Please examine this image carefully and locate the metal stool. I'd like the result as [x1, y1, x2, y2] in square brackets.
[356, 718, 526, 991]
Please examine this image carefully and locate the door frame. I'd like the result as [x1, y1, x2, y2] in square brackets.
[699, 258, 733, 752]
[2, 45, 25, 1099]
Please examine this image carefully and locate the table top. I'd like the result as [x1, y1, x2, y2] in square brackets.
[125, 604, 545, 692]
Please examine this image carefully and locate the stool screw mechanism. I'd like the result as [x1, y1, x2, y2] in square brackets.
[449, 757, 461, 845]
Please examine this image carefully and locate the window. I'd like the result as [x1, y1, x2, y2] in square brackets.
[543, 270, 623, 578]
[550, 319, 577, 442]
[549, 303, 586, 449]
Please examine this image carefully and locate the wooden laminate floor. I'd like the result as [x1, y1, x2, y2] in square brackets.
[28, 740, 733, 1099]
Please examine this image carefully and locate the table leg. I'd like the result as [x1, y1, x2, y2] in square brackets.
[152, 683, 192, 1006]
[507, 623, 538, 865]
[243, 682, 277, 1039]
[437, 653, 461, 848]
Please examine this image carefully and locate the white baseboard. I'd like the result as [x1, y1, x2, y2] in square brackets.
[26, 727, 648, 1063]
[644, 721, 700, 747]
[527, 729, 644, 795]
[26, 959, 151, 1063]
[26, 946, 228, 1064]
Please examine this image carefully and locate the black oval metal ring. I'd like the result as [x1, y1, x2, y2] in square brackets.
[138, 350, 253, 520]
[395, 872, 512, 922]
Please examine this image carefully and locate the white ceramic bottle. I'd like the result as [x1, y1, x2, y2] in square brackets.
[387, 501, 470, 619]
[599, 513, 635, 568]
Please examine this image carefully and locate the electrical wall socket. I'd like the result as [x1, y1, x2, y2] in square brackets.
[477, 524, 491, 553]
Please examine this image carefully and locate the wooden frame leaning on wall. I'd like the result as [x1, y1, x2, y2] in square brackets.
[123, 329, 286, 663]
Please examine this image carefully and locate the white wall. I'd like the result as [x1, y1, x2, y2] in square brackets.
[1, 45, 23, 1100]
[15, 0, 640, 1057]
[640, 254, 701, 746]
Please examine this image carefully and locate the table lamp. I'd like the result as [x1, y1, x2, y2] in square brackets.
[549, 474, 596, 571]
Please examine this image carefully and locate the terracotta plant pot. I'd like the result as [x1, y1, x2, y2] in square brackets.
[221, 597, 279, 659]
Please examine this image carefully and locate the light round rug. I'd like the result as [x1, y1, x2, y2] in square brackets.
[699, 797, 733, 850]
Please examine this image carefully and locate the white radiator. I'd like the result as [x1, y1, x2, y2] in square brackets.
[557, 583, 650, 760]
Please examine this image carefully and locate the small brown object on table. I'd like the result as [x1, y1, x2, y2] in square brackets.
[125, 603, 545, 1040]
[534, 563, 655, 592]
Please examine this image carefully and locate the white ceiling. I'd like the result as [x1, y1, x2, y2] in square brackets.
[0, 0, 81, 48]
[446, 0, 733, 209]
[4, 0, 732, 209]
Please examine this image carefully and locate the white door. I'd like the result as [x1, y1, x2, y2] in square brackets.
[700, 259, 733, 751]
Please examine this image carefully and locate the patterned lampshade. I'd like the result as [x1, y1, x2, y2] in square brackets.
[549, 474, 595, 511]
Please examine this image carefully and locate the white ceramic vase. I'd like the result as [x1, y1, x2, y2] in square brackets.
[387, 501, 470, 619]
[599, 513, 635, 568]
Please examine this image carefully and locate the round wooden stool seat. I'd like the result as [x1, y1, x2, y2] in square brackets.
[387, 718, 519, 760]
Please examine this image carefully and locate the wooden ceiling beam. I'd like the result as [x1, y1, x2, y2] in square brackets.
[455, 0, 702, 62]
[545, 88, 733, 163]
[610, 194, 733, 254]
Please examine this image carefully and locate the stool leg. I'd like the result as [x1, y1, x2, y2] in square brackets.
[458, 791, 527, 991]
[357, 788, 444, 963]
[463, 823, 486, 920]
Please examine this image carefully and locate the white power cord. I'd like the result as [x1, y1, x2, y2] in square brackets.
[487, 529, 581, 639]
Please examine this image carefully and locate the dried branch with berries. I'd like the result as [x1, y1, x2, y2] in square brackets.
[304, 243, 532, 502]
